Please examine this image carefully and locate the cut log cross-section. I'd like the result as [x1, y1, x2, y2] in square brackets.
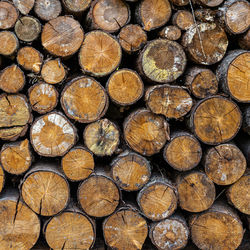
[172, 10, 194, 31]
[0, 165, 4, 194]
[159, 25, 181, 41]
[0, 1, 19, 30]
[0, 31, 19, 57]
[12, 0, 34, 15]
[63, 0, 92, 13]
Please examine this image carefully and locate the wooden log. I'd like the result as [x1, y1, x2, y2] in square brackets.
[190, 202, 244, 249]
[159, 25, 181, 41]
[61, 76, 108, 123]
[61, 146, 95, 182]
[118, 24, 147, 54]
[189, 96, 242, 145]
[204, 143, 247, 185]
[163, 131, 202, 171]
[62, 0, 92, 13]
[34, 0, 62, 21]
[78, 173, 120, 217]
[28, 82, 58, 114]
[172, 10, 194, 31]
[136, 0, 172, 31]
[182, 23, 228, 65]
[185, 67, 218, 99]
[0, 139, 32, 175]
[21, 163, 70, 216]
[145, 85, 193, 119]
[0, 94, 32, 141]
[0, 189, 40, 249]
[103, 207, 148, 250]
[106, 69, 144, 106]
[217, 50, 250, 103]
[79, 30, 122, 77]
[169, 0, 188, 6]
[177, 171, 215, 212]
[238, 29, 250, 50]
[44, 205, 96, 249]
[0, 64, 25, 93]
[243, 106, 250, 135]
[0, 31, 19, 57]
[149, 214, 189, 250]
[0, 1, 18, 30]
[137, 39, 186, 83]
[0, 164, 4, 194]
[12, 0, 34, 15]
[30, 111, 77, 157]
[14, 16, 41, 42]
[111, 151, 151, 191]
[41, 16, 84, 57]
[124, 109, 170, 156]
[17, 46, 43, 74]
[195, 0, 224, 7]
[194, 8, 216, 23]
[83, 118, 120, 156]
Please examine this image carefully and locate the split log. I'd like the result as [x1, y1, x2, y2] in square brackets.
[149, 214, 189, 250]
[159, 25, 181, 41]
[111, 151, 151, 191]
[137, 177, 177, 221]
[0, 31, 19, 57]
[145, 85, 193, 119]
[106, 69, 144, 106]
[61, 76, 109, 123]
[0, 1, 18, 30]
[124, 109, 170, 156]
[163, 131, 202, 171]
[21, 163, 70, 216]
[30, 111, 77, 157]
[0, 64, 25, 93]
[12, 0, 34, 15]
[170, 0, 188, 6]
[0, 190, 40, 249]
[189, 96, 242, 145]
[78, 173, 120, 217]
[172, 10, 194, 31]
[182, 23, 228, 65]
[190, 202, 244, 249]
[83, 119, 120, 156]
[238, 29, 250, 50]
[62, 0, 92, 13]
[0, 139, 32, 175]
[0, 94, 32, 141]
[204, 143, 247, 185]
[176, 171, 216, 212]
[61, 146, 95, 182]
[243, 106, 250, 135]
[79, 30, 122, 77]
[28, 82, 58, 114]
[217, 50, 250, 103]
[103, 207, 148, 250]
[41, 16, 84, 57]
[137, 39, 186, 83]
[0, 164, 4, 194]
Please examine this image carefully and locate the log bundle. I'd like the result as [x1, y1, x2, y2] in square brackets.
[0, 0, 249, 249]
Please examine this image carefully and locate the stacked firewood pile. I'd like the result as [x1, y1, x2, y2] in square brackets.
[0, 0, 249, 249]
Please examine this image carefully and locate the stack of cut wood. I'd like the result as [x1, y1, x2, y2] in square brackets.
[0, 0, 249, 249]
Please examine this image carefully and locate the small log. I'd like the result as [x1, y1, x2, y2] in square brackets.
[0, 139, 32, 175]
[0, 64, 25, 93]
[159, 25, 182, 41]
[172, 10, 194, 31]
[111, 151, 151, 191]
[169, 0, 188, 6]
[149, 214, 189, 250]
[17, 46, 43, 74]
[0, 1, 18, 30]
[137, 39, 186, 83]
[190, 202, 244, 249]
[0, 94, 32, 141]
[118, 24, 147, 53]
[106, 69, 144, 106]
[21, 163, 70, 216]
[12, 0, 34, 15]
[34, 0, 62, 21]
[61, 76, 108, 123]
[177, 171, 215, 212]
[0, 164, 4, 194]
[124, 109, 170, 156]
[136, 0, 172, 31]
[204, 143, 247, 185]
[217, 50, 250, 103]
[103, 207, 148, 250]
[14, 16, 41, 42]
[61, 146, 94, 182]
[62, 0, 92, 13]
[79, 30, 122, 77]
[0, 31, 19, 57]
[238, 29, 250, 50]
[0, 189, 40, 249]
[195, 0, 224, 7]
[182, 23, 228, 65]
[30, 111, 77, 157]
[190, 96, 242, 145]
[41, 16, 84, 57]
[83, 118, 120, 156]
[78, 173, 120, 217]
[28, 82, 58, 114]
[163, 131, 202, 171]
[185, 67, 218, 99]
[145, 85, 193, 119]
[243, 106, 250, 135]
